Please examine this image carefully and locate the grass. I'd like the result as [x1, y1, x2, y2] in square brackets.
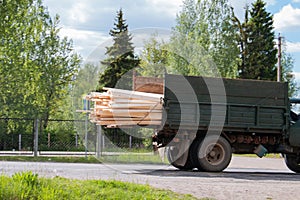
[233, 153, 282, 159]
[0, 156, 102, 163]
[0, 153, 168, 164]
[0, 152, 282, 166]
[99, 154, 168, 164]
[0, 171, 197, 200]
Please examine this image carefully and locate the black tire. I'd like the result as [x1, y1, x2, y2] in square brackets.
[284, 154, 300, 173]
[189, 138, 204, 171]
[194, 135, 232, 172]
[167, 146, 193, 170]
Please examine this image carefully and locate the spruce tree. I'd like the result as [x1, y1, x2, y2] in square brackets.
[235, 0, 277, 80]
[98, 9, 140, 91]
[97, 9, 140, 148]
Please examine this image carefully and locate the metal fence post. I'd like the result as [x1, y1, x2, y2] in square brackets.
[102, 135, 105, 149]
[48, 132, 51, 148]
[96, 125, 102, 159]
[85, 113, 88, 158]
[129, 135, 132, 149]
[18, 134, 22, 151]
[83, 99, 90, 158]
[75, 134, 78, 148]
[33, 119, 39, 157]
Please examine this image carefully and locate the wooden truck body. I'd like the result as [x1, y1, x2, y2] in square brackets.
[154, 74, 300, 172]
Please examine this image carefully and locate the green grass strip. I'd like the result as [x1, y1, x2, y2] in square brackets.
[0, 171, 197, 200]
[0, 154, 169, 164]
[0, 156, 102, 163]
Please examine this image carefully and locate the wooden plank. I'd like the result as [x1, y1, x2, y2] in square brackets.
[83, 88, 164, 127]
[103, 87, 163, 101]
[103, 108, 162, 113]
[110, 99, 157, 104]
[93, 105, 109, 109]
[93, 112, 162, 118]
[94, 117, 162, 121]
[95, 121, 161, 126]
[108, 103, 162, 109]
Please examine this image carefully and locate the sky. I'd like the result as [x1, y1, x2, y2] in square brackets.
[43, 0, 300, 80]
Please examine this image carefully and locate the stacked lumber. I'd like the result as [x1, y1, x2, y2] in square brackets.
[85, 87, 163, 127]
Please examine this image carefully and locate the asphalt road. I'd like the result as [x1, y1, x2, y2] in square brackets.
[1, 156, 300, 200]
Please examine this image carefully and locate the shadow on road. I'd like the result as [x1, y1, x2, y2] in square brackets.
[132, 168, 300, 181]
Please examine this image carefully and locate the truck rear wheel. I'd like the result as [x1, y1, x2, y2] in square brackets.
[194, 135, 232, 172]
[284, 154, 300, 173]
[189, 137, 204, 171]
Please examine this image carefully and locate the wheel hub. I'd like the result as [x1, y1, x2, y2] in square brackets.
[206, 144, 225, 165]
[209, 151, 216, 157]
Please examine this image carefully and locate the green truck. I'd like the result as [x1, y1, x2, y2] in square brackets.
[153, 74, 300, 173]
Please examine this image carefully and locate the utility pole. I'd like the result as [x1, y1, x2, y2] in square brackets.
[277, 33, 282, 82]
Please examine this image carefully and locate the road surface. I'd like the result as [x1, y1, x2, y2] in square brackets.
[1, 156, 300, 200]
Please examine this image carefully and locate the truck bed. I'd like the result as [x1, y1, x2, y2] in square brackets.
[162, 74, 289, 134]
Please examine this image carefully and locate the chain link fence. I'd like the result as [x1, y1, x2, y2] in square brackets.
[0, 118, 152, 155]
[39, 119, 87, 151]
[0, 118, 34, 151]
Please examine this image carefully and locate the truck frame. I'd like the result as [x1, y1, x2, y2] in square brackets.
[153, 74, 300, 172]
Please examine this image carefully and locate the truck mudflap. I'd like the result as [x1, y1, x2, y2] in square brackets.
[165, 130, 196, 169]
[152, 136, 191, 168]
[167, 141, 190, 167]
[289, 120, 300, 147]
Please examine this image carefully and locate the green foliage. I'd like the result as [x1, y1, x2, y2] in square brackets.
[281, 51, 298, 97]
[0, 172, 197, 199]
[169, 0, 240, 78]
[0, 0, 80, 125]
[36, 15, 81, 128]
[12, 171, 39, 188]
[98, 9, 140, 91]
[233, 0, 277, 80]
[0, 0, 80, 150]
[232, 0, 297, 95]
[73, 63, 99, 112]
[72, 64, 100, 150]
[0, 118, 34, 150]
[139, 36, 168, 77]
[40, 121, 77, 151]
[0, 172, 39, 199]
